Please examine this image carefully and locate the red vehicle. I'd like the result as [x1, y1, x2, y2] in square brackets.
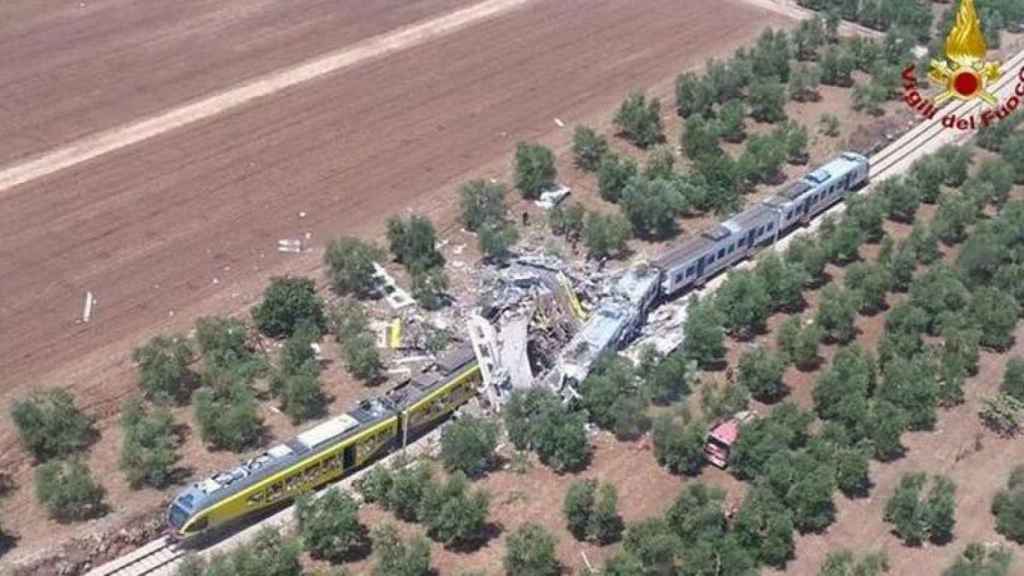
[704, 411, 756, 469]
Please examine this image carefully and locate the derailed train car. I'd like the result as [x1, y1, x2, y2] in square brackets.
[167, 346, 480, 538]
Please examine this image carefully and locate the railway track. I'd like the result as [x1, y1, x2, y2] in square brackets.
[869, 48, 1024, 180]
[83, 537, 183, 576]
[83, 48, 1024, 576]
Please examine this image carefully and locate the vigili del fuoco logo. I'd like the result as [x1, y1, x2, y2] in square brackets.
[902, 0, 1024, 130]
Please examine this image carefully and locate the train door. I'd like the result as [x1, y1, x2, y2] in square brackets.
[746, 229, 757, 250]
[696, 255, 706, 279]
[343, 445, 356, 470]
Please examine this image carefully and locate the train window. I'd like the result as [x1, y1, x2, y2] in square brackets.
[686, 266, 695, 277]
[728, 244, 735, 254]
[305, 462, 322, 479]
[717, 248, 725, 259]
[268, 482, 284, 499]
[786, 211, 793, 219]
[675, 272, 684, 283]
[757, 226, 764, 236]
[767, 222, 774, 230]
[738, 237, 745, 247]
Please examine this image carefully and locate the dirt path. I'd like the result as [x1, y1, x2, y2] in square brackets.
[0, 0, 533, 195]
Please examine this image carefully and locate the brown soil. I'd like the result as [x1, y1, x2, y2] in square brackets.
[325, 434, 748, 576]
[0, 0, 795, 564]
[0, 0, 480, 166]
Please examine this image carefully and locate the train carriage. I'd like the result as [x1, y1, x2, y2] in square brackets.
[652, 152, 869, 300]
[764, 152, 870, 232]
[167, 345, 480, 538]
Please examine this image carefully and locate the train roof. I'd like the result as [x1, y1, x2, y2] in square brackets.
[764, 153, 866, 207]
[173, 344, 478, 516]
[725, 204, 775, 229]
[650, 234, 715, 271]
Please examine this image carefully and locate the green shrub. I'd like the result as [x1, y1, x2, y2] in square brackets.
[195, 316, 263, 378]
[737, 348, 787, 403]
[942, 543, 1015, 576]
[503, 523, 559, 576]
[817, 549, 889, 576]
[132, 335, 194, 404]
[386, 215, 444, 272]
[120, 399, 178, 489]
[883, 473, 957, 546]
[296, 488, 364, 563]
[652, 414, 706, 476]
[514, 142, 557, 199]
[614, 92, 664, 148]
[35, 459, 106, 522]
[11, 388, 94, 462]
[323, 237, 383, 298]
[572, 126, 609, 171]
[992, 465, 1024, 544]
[440, 415, 499, 477]
[193, 382, 263, 452]
[252, 276, 326, 338]
[372, 523, 431, 576]
[418, 473, 491, 547]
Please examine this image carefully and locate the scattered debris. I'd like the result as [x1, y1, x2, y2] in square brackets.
[372, 263, 415, 310]
[298, 211, 307, 218]
[554, 117, 565, 128]
[277, 239, 303, 253]
[534, 184, 571, 210]
[81, 291, 95, 323]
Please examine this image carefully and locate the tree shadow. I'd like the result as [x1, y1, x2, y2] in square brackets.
[794, 356, 824, 373]
[168, 465, 196, 487]
[446, 522, 503, 554]
[0, 531, 18, 559]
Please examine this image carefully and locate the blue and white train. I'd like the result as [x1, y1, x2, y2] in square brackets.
[652, 152, 870, 298]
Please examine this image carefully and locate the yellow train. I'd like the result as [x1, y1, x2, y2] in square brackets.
[167, 345, 481, 537]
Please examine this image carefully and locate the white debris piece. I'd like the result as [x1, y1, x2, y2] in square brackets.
[277, 239, 303, 253]
[372, 263, 415, 310]
[534, 184, 571, 210]
[298, 211, 307, 218]
[82, 291, 95, 323]
[554, 118, 565, 127]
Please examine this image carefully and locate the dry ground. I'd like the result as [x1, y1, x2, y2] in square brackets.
[0, 0, 796, 564]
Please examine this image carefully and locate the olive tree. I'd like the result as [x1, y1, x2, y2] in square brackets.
[572, 126, 610, 171]
[440, 415, 499, 477]
[296, 488, 365, 563]
[132, 335, 194, 404]
[738, 348, 787, 403]
[503, 523, 559, 576]
[514, 142, 557, 199]
[992, 465, 1024, 544]
[372, 523, 431, 576]
[11, 388, 95, 462]
[614, 92, 664, 148]
[324, 237, 383, 298]
[120, 399, 179, 489]
[35, 459, 106, 522]
[252, 276, 326, 338]
[682, 295, 726, 368]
